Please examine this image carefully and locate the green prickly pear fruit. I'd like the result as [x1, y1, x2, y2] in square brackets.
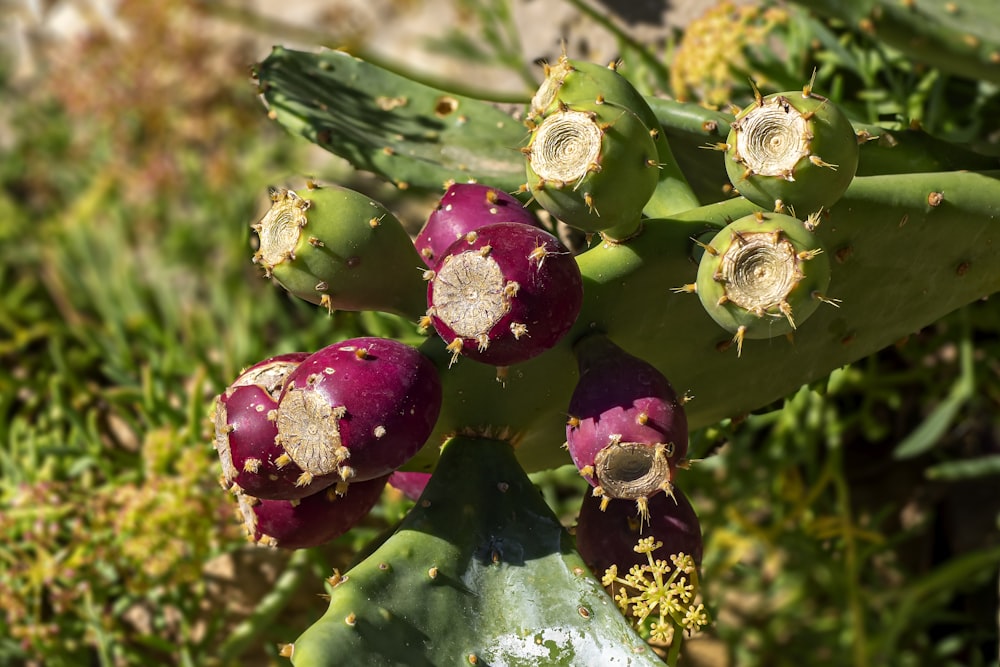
[529, 55, 699, 217]
[724, 81, 859, 215]
[523, 101, 659, 240]
[691, 211, 833, 355]
[252, 184, 427, 320]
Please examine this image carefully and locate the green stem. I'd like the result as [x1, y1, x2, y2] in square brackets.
[831, 444, 869, 667]
[217, 549, 311, 662]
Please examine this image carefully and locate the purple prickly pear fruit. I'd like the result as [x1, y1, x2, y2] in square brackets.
[231, 352, 311, 399]
[216, 383, 341, 500]
[575, 483, 702, 580]
[387, 470, 432, 501]
[237, 473, 390, 549]
[275, 337, 442, 485]
[415, 182, 541, 268]
[566, 335, 688, 518]
[425, 222, 583, 367]
[214, 352, 340, 500]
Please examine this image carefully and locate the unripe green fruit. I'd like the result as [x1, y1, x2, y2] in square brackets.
[528, 55, 699, 218]
[725, 86, 859, 215]
[252, 184, 426, 320]
[694, 211, 833, 354]
[524, 102, 659, 239]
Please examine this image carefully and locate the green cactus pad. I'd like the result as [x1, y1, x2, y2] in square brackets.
[253, 184, 426, 320]
[693, 212, 833, 354]
[287, 436, 665, 667]
[524, 102, 659, 239]
[256, 47, 528, 192]
[529, 56, 700, 216]
[725, 87, 859, 214]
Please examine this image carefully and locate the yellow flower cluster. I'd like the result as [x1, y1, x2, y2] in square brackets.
[601, 537, 710, 646]
[670, 1, 789, 107]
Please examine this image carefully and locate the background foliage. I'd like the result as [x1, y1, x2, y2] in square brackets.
[0, 0, 997, 665]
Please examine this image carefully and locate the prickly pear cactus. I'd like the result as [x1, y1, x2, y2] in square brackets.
[210, 10, 1000, 664]
[287, 436, 665, 666]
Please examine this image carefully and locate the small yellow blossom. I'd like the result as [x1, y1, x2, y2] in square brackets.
[602, 539, 711, 650]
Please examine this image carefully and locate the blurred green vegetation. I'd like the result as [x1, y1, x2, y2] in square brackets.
[0, 0, 997, 666]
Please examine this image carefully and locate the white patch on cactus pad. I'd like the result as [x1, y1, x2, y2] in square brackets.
[481, 626, 649, 665]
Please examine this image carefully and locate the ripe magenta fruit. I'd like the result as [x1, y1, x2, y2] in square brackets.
[566, 335, 688, 517]
[425, 222, 583, 367]
[274, 337, 442, 485]
[574, 483, 702, 579]
[387, 471, 432, 501]
[414, 182, 541, 268]
[238, 473, 390, 549]
[214, 353, 340, 500]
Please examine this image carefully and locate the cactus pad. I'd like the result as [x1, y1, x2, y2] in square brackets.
[287, 436, 666, 666]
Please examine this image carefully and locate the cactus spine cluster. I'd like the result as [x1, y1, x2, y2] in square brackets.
[216, 17, 1000, 662]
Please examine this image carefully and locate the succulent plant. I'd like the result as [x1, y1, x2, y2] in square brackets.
[215, 23, 1000, 665]
[414, 181, 542, 268]
[424, 221, 584, 367]
[275, 337, 442, 486]
[284, 436, 667, 666]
